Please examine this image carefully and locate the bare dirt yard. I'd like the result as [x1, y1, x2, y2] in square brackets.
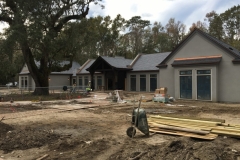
[1, 91, 240, 160]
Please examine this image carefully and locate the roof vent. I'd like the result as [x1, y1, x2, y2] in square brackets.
[229, 47, 233, 50]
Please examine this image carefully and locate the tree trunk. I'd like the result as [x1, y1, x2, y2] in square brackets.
[20, 39, 50, 95]
[33, 74, 49, 95]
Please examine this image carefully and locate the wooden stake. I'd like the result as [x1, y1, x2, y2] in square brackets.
[128, 152, 147, 160]
[0, 116, 5, 122]
[36, 154, 49, 160]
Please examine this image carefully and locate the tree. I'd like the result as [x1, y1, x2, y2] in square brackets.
[189, 20, 208, 33]
[125, 16, 150, 58]
[0, 38, 24, 85]
[0, 0, 103, 95]
[151, 22, 171, 52]
[220, 5, 240, 49]
[205, 11, 224, 40]
[165, 18, 186, 49]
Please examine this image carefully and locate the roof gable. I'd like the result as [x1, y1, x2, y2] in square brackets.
[86, 56, 133, 72]
[158, 28, 240, 66]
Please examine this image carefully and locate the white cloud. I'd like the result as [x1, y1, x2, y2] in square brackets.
[0, 0, 238, 32]
[89, 0, 239, 30]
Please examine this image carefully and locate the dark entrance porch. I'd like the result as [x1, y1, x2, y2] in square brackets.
[86, 56, 132, 91]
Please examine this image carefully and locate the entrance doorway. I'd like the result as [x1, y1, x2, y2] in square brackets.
[107, 78, 113, 90]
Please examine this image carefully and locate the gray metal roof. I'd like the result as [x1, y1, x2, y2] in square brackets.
[101, 56, 133, 68]
[132, 52, 170, 71]
[19, 61, 80, 75]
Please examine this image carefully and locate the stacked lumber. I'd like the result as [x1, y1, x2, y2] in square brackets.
[148, 115, 240, 140]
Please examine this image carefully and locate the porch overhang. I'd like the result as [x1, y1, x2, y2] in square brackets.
[171, 55, 222, 67]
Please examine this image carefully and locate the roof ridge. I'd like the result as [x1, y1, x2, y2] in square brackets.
[129, 54, 142, 68]
[159, 28, 240, 66]
[77, 59, 92, 73]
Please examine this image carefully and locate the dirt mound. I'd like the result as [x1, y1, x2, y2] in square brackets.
[0, 125, 60, 153]
[0, 122, 14, 136]
[49, 138, 111, 160]
[109, 136, 240, 160]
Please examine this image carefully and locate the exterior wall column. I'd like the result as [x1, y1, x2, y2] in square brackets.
[90, 71, 95, 91]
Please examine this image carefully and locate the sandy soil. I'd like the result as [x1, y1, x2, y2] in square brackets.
[0, 92, 240, 160]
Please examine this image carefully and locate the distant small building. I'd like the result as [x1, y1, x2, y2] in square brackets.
[19, 61, 80, 91]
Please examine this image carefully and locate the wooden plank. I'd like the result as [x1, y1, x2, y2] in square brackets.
[148, 119, 218, 128]
[148, 118, 218, 125]
[148, 120, 215, 128]
[149, 128, 217, 140]
[150, 114, 225, 123]
[211, 129, 240, 137]
[149, 116, 222, 125]
[212, 126, 240, 133]
[149, 122, 212, 132]
[149, 123, 209, 135]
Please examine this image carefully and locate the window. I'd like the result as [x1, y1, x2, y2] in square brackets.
[97, 76, 102, 87]
[197, 70, 211, 100]
[180, 70, 192, 99]
[140, 75, 146, 91]
[84, 76, 88, 86]
[130, 75, 136, 91]
[20, 77, 28, 89]
[78, 77, 83, 90]
[25, 77, 28, 86]
[150, 74, 157, 91]
[72, 78, 76, 84]
[21, 77, 24, 88]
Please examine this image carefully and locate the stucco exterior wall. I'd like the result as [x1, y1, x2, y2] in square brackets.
[159, 33, 240, 102]
[49, 75, 70, 90]
[126, 71, 159, 92]
[218, 58, 240, 102]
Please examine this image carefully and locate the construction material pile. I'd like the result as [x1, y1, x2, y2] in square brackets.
[152, 87, 169, 103]
[148, 115, 240, 140]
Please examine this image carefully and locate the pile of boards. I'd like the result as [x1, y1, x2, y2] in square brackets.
[152, 87, 169, 103]
[148, 115, 240, 140]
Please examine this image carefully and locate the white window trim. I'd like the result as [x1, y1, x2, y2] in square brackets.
[196, 69, 212, 101]
[179, 70, 192, 100]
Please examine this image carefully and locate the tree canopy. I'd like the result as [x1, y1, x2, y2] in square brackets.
[0, 0, 103, 94]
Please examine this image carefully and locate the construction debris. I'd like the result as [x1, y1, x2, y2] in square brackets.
[107, 90, 126, 103]
[152, 87, 169, 103]
[148, 115, 240, 140]
[0, 116, 4, 122]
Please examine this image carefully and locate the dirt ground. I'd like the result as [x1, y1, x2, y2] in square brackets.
[1, 91, 240, 160]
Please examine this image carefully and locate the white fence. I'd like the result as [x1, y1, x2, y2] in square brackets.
[0, 85, 89, 95]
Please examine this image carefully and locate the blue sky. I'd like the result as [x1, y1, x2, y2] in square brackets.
[89, 0, 239, 30]
[0, 0, 238, 32]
